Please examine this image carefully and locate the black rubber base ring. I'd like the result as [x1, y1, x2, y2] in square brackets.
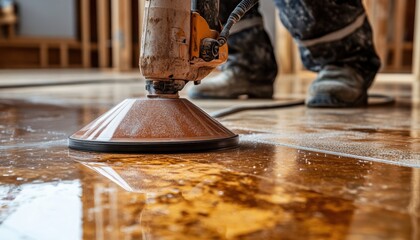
[68, 135, 239, 153]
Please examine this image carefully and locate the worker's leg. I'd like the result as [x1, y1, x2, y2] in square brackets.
[275, 0, 381, 107]
[189, 1, 278, 99]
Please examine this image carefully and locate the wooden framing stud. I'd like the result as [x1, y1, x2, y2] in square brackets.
[111, 0, 133, 71]
[97, 0, 110, 69]
[81, 0, 91, 68]
[275, 10, 293, 75]
[40, 43, 48, 68]
[60, 43, 69, 68]
[414, 0, 420, 103]
[393, 0, 407, 69]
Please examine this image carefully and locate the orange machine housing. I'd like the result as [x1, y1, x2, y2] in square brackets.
[140, 0, 227, 83]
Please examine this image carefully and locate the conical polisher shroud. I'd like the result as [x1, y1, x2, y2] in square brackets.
[69, 98, 239, 152]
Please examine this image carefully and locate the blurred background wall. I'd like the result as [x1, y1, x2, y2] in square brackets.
[15, 0, 76, 38]
[0, 0, 418, 75]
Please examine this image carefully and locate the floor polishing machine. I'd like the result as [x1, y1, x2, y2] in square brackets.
[69, 0, 259, 152]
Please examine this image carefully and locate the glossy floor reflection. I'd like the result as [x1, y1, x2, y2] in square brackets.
[0, 73, 419, 239]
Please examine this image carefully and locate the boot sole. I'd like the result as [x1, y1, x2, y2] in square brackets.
[306, 92, 368, 108]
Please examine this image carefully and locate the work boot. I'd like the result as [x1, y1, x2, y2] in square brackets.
[188, 22, 278, 99]
[306, 65, 368, 108]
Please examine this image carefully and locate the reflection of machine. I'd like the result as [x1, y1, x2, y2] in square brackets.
[69, 0, 258, 152]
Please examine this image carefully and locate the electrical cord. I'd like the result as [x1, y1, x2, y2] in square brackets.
[211, 99, 305, 118]
[210, 94, 396, 118]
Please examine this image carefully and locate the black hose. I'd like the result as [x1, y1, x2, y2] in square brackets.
[211, 100, 305, 118]
[217, 0, 259, 46]
[211, 94, 396, 118]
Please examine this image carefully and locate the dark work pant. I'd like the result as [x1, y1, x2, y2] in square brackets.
[219, 0, 381, 88]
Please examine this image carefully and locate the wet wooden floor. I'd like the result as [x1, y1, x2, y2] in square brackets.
[0, 74, 419, 239]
